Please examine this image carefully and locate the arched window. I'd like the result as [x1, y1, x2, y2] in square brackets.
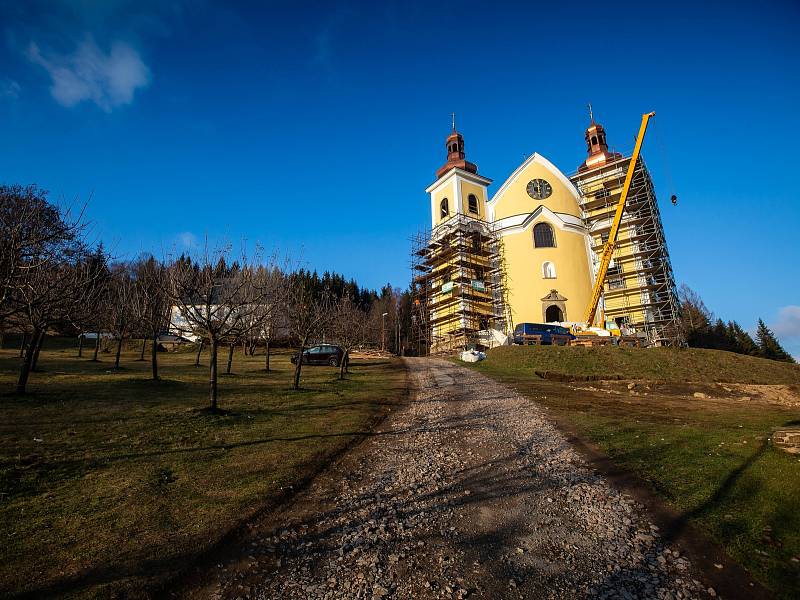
[533, 222, 556, 248]
[542, 261, 556, 279]
[467, 194, 479, 214]
[591, 136, 598, 145]
[440, 198, 449, 219]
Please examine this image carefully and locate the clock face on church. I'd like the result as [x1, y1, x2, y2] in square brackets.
[527, 178, 552, 200]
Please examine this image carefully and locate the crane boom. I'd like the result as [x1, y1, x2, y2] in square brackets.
[583, 111, 655, 327]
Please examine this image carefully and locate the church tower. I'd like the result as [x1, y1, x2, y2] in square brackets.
[410, 118, 509, 355]
[425, 118, 492, 228]
[570, 107, 681, 345]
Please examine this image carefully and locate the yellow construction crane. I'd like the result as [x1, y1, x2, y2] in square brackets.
[583, 111, 655, 327]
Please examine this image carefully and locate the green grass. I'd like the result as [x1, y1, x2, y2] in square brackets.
[0, 341, 407, 599]
[467, 345, 800, 598]
[478, 345, 800, 383]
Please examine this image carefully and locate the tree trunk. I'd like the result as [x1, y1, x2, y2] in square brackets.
[19, 333, 27, 358]
[226, 343, 234, 375]
[209, 338, 218, 412]
[78, 335, 84, 357]
[241, 341, 247, 357]
[292, 341, 305, 390]
[339, 349, 347, 380]
[194, 340, 204, 367]
[114, 336, 123, 369]
[92, 332, 100, 361]
[264, 339, 270, 372]
[31, 330, 45, 371]
[16, 327, 41, 394]
[139, 337, 146, 361]
[151, 333, 159, 380]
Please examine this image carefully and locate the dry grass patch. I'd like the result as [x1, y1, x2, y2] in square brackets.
[0, 342, 407, 599]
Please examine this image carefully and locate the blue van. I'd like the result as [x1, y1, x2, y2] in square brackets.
[513, 322, 575, 345]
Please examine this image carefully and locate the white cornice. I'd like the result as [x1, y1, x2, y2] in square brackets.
[494, 206, 588, 237]
[425, 167, 493, 194]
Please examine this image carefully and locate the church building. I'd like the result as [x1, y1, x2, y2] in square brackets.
[410, 112, 680, 354]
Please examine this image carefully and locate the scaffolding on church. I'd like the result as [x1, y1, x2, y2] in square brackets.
[410, 214, 510, 356]
[571, 154, 681, 346]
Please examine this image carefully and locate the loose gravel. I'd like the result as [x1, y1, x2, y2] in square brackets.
[195, 358, 716, 599]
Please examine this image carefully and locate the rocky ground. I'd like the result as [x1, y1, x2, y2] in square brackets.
[185, 358, 721, 599]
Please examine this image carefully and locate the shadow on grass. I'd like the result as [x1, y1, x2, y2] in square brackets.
[4, 402, 483, 489]
[8, 547, 200, 600]
[663, 417, 800, 547]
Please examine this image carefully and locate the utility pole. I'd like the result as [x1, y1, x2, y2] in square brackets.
[381, 312, 388, 352]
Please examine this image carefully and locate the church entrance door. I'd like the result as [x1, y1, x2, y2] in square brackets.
[545, 305, 564, 323]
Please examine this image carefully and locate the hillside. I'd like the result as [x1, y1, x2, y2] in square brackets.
[476, 345, 800, 384]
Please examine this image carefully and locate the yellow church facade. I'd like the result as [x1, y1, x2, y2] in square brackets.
[488, 153, 593, 326]
[416, 126, 595, 343]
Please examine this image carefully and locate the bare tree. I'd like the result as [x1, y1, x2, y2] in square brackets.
[242, 264, 286, 373]
[194, 337, 205, 367]
[166, 251, 263, 412]
[331, 297, 370, 379]
[107, 263, 136, 369]
[287, 280, 330, 390]
[132, 256, 169, 380]
[12, 256, 99, 393]
[367, 285, 402, 354]
[84, 245, 111, 362]
[224, 332, 239, 375]
[0, 185, 84, 322]
[0, 187, 98, 394]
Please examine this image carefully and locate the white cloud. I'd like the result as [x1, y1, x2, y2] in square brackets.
[177, 232, 198, 249]
[771, 306, 800, 362]
[26, 38, 151, 112]
[772, 305, 800, 339]
[0, 78, 21, 100]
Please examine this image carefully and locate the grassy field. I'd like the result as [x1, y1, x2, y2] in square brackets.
[0, 339, 407, 599]
[479, 344, 800, 383]
[467, 345, 800, 598]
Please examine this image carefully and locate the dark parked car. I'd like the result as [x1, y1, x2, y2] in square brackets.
[513, 323, 575, 345]
[290, 344, 345, 366]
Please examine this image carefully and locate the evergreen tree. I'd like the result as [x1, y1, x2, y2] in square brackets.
[726, 320, 759, 356]
[711, 318, 735, 352]
[755, 319, 795, 363]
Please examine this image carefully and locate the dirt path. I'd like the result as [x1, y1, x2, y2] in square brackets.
[185, 358, 720, 599]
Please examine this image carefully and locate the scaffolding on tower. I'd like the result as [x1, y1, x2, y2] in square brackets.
[410, 214, 510, 356]
[571, 153, 681, 346]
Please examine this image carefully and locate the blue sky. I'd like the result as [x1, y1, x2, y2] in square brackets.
[2, 0, 799, 356]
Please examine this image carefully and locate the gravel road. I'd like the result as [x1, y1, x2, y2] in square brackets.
[195, 358, 717, 599]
